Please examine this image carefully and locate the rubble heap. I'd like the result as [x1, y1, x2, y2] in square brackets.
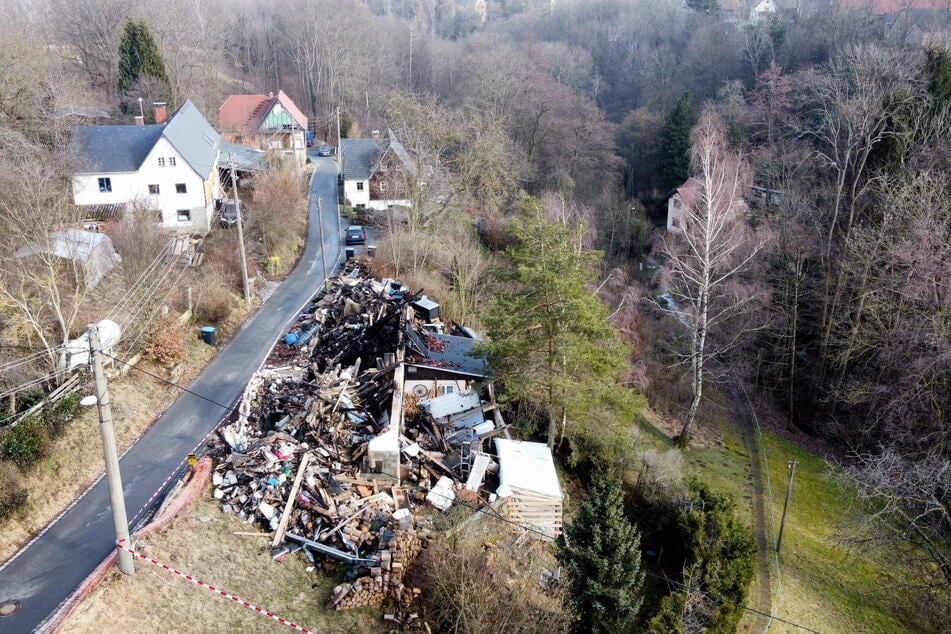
[212, 261, 493, 620]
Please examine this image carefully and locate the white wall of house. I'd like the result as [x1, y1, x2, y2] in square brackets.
[343, 178, 370, 208]
[73, 138, 218, 233]
[404, 378, 470, 401]
[667, 193, 685, 233]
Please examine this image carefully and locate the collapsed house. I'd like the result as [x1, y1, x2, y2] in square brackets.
[212, 261, 563, 618]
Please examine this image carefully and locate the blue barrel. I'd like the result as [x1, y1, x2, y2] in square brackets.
[200, 326, 217, 346]
[284, 331, 299, 346]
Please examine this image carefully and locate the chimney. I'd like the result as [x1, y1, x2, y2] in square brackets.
[153, 102, 168, 124]
[134, 115, 144, 126]
[371, 129, 380, 139]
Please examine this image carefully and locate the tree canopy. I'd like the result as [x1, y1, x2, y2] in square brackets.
[658, 92, 697, 192]
[558, 470, 645, 633]
[117, 19, 169, 102]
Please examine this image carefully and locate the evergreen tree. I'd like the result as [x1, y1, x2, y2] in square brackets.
[658, 92, 696, 192]
[117, 19, 169, 100]
[479, 198, 639, 459]
[558, 470, 645, 633]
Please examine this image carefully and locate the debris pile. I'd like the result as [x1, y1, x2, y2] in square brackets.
[329, 526, 426, 609]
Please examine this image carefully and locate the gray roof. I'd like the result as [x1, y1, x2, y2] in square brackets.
[219, 142, 267, 172]
[71, 99, 220, 177]
[340, 138, 385, 181]
[163, 99, 220, 177]
[406, 327, 488, 378]
[385, 129, 417, 175]
[71, 124, 163, 173]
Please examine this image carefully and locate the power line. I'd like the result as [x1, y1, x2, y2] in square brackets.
[99, 351, 235, 412]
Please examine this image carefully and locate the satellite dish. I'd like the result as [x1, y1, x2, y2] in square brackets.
[79, 395, 98, 407]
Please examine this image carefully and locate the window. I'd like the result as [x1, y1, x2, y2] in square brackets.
[158, 157, 165, 167]
[356, 181, 364, 191]
[169, 157, 177, 167]
[177, 209, 192, 223]
[176, 183, 187, 194]
[379, 182, 388, 192]
[97, 177, 112, 193]
[439, 385, 454, 396]
[148, 184, 160, 195]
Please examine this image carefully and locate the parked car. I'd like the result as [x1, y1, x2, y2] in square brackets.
[317, 144, 332, 156]
[219, 201, 238, 228]
[345, 225, 366, 245]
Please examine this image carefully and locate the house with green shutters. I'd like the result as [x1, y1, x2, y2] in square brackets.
[218, 91, 308, 169]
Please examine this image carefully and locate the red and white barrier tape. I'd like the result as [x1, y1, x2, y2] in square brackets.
[116, 538, 314, 633]
[128, 402, 237, 526]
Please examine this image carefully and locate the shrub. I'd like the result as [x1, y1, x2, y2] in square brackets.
[0, 461, 27, 519]
[1, 416, 51, 469]
[143, 316, 188, 366]
[194, 265, 234, 323]
[42, 393, 80, 437]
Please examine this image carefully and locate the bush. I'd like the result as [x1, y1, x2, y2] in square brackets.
[194, 265, 234, 323]
[1, 416, 51, 469]
[143, 316, 188, 366]
[0, 461, 27, 519]
[42, 393, 79, 437]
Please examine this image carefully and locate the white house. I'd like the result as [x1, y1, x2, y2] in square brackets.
[340, 129, 414, 211]
[666, 177, 702, 233]
[750, 0, 778, 24]
[71, 100, 222, 233]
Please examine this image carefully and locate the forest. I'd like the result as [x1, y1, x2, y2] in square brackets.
[0, 0, 947, 631]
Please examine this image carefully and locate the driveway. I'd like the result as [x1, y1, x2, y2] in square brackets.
[0, 157, 342, 632]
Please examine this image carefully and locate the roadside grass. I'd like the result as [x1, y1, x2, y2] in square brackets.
[664, 414, 936, 634]
[60, 495, 379, 634]
[0, 299, 254, 563]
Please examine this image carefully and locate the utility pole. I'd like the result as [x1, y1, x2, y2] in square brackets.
[316, 199, 328, 282]
[229, 154, 252, 303]
[89, 324, 134, 575]
[776, 460, 799, 554]
[336, 106, 342, 156]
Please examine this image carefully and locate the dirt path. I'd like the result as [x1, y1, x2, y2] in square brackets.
[730, 384, 773, 632]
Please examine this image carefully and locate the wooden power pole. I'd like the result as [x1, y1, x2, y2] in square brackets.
[776, 460, 799, 554]
[229, 154, 252, 303]
[88, 324, 134, 575]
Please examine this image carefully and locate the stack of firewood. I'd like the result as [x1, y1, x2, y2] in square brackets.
[328, 526, 429, 610]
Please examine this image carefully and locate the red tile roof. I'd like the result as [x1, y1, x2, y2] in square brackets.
[218, 90, 308, 132]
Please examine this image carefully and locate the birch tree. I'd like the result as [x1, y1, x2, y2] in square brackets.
[661, 108, 762, 447]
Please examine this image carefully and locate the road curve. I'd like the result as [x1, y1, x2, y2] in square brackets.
[0, 157, 342, 633]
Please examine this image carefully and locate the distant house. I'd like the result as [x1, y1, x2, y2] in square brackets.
[218, 91, 308, 169]
[666, 177, 702, 233]
[340, 129, 416, 210]
[14, 229, 120, 290]
[71, 100, 221, 233]
[751, 0, 779, 23]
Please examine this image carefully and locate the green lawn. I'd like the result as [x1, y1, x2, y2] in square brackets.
[641, 416, 938, 633]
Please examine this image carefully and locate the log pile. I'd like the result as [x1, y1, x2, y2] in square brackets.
[328, 526, 427, 609]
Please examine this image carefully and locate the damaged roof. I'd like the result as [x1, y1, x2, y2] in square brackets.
[405, 328, 488, 378]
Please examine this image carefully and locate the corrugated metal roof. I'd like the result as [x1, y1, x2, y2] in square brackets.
[419, 390, 482, 420]
[219, 142, 268, 172]
[71, 124, 163, 173]
[495, 438, 563, 500]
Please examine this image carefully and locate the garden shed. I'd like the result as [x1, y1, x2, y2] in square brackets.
[494, 438, 563, 540]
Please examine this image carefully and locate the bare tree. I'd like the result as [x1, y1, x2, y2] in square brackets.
[46, 0, 133, 95]
[0, 130, 87, 371]
[838, 446, 951, 618]
[660, 108, 763, 446]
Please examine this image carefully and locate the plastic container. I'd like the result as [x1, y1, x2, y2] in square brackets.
[200, 326, 217, 346]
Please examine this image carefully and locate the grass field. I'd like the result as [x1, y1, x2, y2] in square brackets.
[61, 495, 380, 634]
[676, 417, 937, 633]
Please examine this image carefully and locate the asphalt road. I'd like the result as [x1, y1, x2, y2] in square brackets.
[0, 156, 342, 633]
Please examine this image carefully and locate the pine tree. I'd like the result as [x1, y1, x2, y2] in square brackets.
[558, 471, 645, 633]
[658, 92, 696, 192]
[117, 19, 169, 99]
[479, 198, 639, 459]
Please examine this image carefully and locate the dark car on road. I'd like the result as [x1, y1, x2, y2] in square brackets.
[317, 144, 332, 156]
[345, 225, 366, 245]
